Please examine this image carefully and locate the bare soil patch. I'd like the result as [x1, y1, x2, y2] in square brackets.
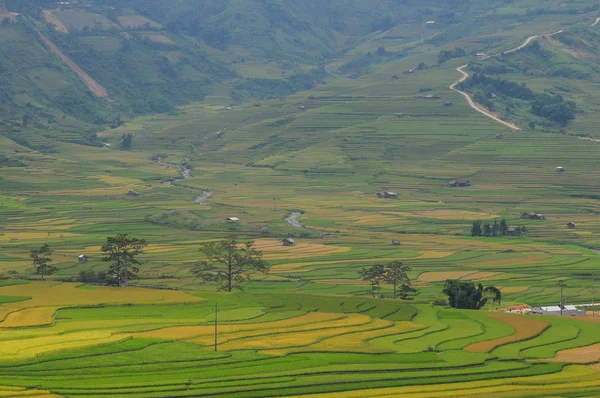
[118, 15, 161, 29]
[34, 27, 108, 98]
[44, 10, 68, 33]
[143, 34, 176, 45]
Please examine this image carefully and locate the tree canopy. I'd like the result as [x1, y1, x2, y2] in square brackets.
[30, 244, 57, 280]
[360, 261, 416, 299]
[101, 234, 147, 286]
[442, 280, 501, 310]
[191, 237, 269, 292]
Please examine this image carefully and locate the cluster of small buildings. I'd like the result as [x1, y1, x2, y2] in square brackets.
[520, 212, 545, 220]
[448, 180, 470, 188]
[377, 192, 398, 199]
[531, 305, 586, 317]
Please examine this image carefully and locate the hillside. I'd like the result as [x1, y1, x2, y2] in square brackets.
[3, 2, 600, 396]
[1, 0, 597, 149]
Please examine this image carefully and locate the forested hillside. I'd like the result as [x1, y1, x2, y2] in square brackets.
[1, 0, 599, 149]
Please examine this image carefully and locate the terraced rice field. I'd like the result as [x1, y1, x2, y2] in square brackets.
[0, 285, 597, 396]
[2, 5, 600, 395]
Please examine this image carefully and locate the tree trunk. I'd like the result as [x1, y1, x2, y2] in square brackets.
[228, 259, 232, 292]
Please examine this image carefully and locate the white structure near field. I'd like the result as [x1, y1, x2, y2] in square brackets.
[531, 305, 586, 316]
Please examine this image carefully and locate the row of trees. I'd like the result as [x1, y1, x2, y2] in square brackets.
[31, 237, 501, 310]
[471, 219, 527, 237]
[30, 234, 147, 286]
[359, 262, 416, 299]
[30, 236, 267, 291]
[438, 47, 466, 63]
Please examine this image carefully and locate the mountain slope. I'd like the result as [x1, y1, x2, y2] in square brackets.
[1, 0, 599, 151]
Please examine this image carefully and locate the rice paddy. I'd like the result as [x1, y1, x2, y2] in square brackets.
[0, 290, 596, 396]
[2, 2, 600, 395]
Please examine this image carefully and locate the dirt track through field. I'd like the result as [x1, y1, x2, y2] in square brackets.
[34, 27, 109, 98]
[592, 17, 600, 27]
[449, 30, 563, 131]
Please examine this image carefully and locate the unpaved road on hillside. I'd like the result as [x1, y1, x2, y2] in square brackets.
[35, 27, 109, 98]
[450, 65, 521, 131]
[593, 17, 600, 27]
[449, 30, 563, 131]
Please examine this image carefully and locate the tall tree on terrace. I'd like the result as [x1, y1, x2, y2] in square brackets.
[383, 261, 414, 300]
[191, 237, 269, 292]
[500, 218, 509, 236]
[30, 244, 57, 280]
[101, 234, 147, 287]
[471, 220, 482, 236]
[359, 264, 385, 298]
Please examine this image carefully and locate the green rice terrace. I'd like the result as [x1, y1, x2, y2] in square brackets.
[2, 0, 600, 396]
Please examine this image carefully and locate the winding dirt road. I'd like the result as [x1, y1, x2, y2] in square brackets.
[449, 65, 521, 131]
[592, 17, 600, 27]
[449, 30, 563, 131]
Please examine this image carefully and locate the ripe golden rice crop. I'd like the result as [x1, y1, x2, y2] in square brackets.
[219, 314, 377, 351]
[468, 272, 503, 281]
[414, 251, 455, 259]
[0, 330, 125, 360]
[500, 286, 531, 293]
[465, 314, 549, 353]
[249, 239, 351, 260]
[264, 320, 424, 355]
[0, 386, 61, 397]
[138, 312, 343, 342]
[313, 279, 370, 286]
[384, 210, 497, 220]
[546, 343, 600, 363]
[0, 282, 203, 309]
[418, 271, 476, 283]
[0, 307, 58, 328]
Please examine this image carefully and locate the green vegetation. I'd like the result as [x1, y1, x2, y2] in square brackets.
[1, 0, 600, 395]
[29, 243, 56, 280]
[101, 234, 147, 286]
[443, 280, 502, 309]
[360, 262, 415, 299]
[191, 237, 269, 292]
[459, 73, 577, 126]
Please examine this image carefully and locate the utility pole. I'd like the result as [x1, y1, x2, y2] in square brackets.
[592, 286, 596, 318]
[557, 280, 565, 316]
[214, 302, 219, 352]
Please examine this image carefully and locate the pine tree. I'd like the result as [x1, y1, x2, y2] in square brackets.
[500, 218, 509, 235]
[471, 220, 482, 236]
[483, 223, 492, 237]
